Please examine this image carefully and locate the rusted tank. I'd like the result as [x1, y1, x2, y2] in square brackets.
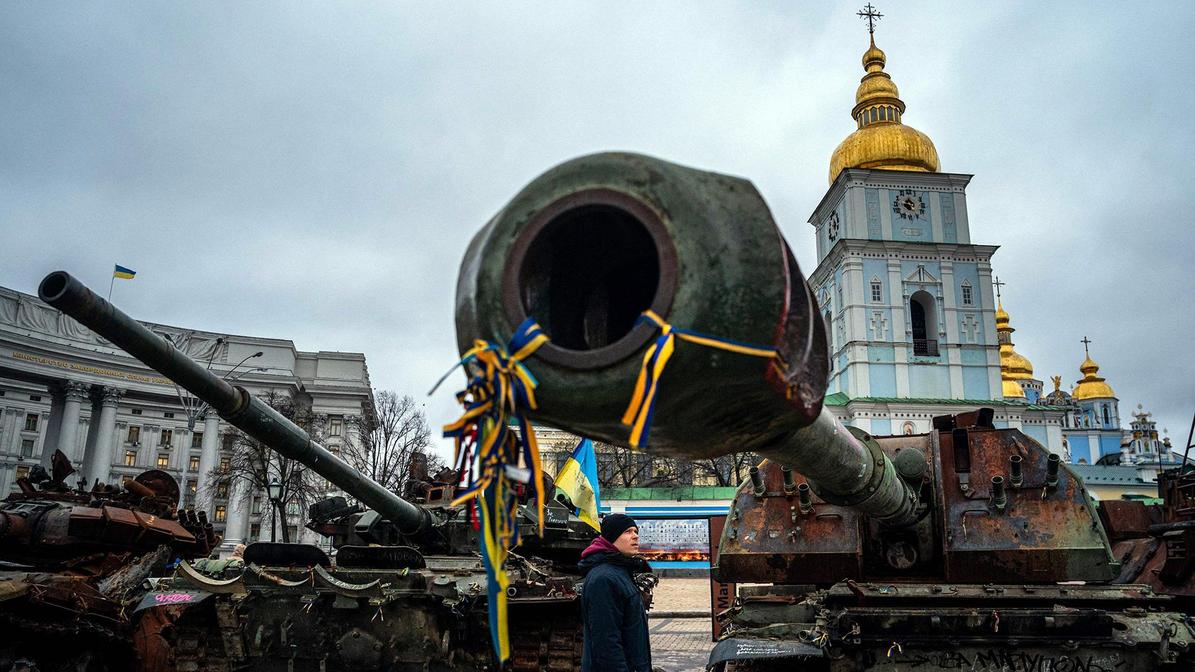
[36, 272, 637, 672]
[454, 152, 1195, 670]
[0, 449, 217, 671]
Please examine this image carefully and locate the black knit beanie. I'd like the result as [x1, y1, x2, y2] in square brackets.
[600, 513, 638, 543]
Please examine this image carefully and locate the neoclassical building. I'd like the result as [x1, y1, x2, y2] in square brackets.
[0, 284, 374, 549]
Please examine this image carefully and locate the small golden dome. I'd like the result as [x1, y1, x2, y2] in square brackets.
[1074, 351, 1116, 400]
[828, 35, 940, 184]
[1002, 379, 1027, 399]
[995, 299, 1036, 399]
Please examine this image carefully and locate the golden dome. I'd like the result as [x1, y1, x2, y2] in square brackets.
[1073, 351, 1116, 400]
[996, 299, 1035, 400]
[828, 36, 940, 184]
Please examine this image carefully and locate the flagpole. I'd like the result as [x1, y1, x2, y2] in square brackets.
[107, 273, 115, 302]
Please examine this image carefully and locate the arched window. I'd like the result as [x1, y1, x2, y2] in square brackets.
[909, 290, 938, 356]
[1102, 406, 1111, 426]
[903, 421, 916, 435]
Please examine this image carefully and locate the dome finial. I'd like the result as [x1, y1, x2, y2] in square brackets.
[1074, 336, 1116, 400]
[857, 3, 883, 36]
[995, 282, 1034, 400]
[828, 5, 940, 183]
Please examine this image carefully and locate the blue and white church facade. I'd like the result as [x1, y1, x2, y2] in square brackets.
[808, 29, 1068, 455]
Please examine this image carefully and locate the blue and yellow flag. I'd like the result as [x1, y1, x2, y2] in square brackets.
[554, 438, 601, 531]
[113, 264, 136, 280]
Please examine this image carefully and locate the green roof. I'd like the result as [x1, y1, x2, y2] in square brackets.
[603, 486, 740, 501]
[827, 394, 1066, 412]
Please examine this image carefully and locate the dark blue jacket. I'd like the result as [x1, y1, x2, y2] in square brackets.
[579, 541, 652, 672]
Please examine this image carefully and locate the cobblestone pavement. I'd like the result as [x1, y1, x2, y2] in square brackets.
[652, 577, 712, 613]
[650, 617, 714, 672]
[651, 578, 715, 671]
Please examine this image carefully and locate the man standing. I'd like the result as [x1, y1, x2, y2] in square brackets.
[579, 513, 652, 672]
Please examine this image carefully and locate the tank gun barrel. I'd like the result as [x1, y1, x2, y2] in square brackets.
[38, 271, 431, 534]
[455, 152, 917, 525]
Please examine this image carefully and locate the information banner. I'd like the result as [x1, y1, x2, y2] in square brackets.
[635, 518, 710, 561]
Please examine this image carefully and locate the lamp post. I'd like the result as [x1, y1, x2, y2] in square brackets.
[267, 477, 283, 543]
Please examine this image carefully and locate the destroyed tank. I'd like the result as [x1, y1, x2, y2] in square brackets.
[0, 449, 218, 671]
[37, 272, 625, 672]
[453, 151, 1195, 670]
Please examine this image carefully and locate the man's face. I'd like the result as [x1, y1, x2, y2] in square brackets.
[612, 526, 639, 555]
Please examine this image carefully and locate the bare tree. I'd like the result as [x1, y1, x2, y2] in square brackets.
[341, 391, 442, 496]
[690, 453, 760, 487]
[208, 391, 324, 543]
[595, 441, 685, 489]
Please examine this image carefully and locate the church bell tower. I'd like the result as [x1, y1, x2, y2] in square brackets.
[808, 6, 1003, 403]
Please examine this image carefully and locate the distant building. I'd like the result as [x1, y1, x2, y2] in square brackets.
[0, 284, 374, 550]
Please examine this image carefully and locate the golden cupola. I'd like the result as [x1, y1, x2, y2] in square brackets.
[996, 299, 1035, 400]
[828, 35, 941, 184]
[1073, 345, 1115, 400]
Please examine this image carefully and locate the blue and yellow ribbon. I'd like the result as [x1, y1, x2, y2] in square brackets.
[621, 310, 781, 447]
[439, 318, 549, 664]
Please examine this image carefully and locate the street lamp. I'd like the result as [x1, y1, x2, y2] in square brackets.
[267, 477, 283, 543]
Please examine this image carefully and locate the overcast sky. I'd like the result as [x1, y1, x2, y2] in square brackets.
[2, 2, 1192, 458]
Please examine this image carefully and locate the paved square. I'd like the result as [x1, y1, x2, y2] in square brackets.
[650, 617, 714, 672]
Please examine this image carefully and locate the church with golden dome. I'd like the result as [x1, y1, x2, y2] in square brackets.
[811, 7, 1069, 455]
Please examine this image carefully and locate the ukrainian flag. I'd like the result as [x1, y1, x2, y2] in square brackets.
[554, 438, 601, 531]
[113, 264, 136, 280]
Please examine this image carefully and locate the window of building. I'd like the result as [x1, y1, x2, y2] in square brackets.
[23, 413, 37, 432]
[329, 418, 343, 437]
[124, 450, 137, 466]
[329, 444, 340, 457]
[1103, 406, 1111, 425]
[250, 523, 261, 540]
[909, 291, 939, 356]
[183, 495, 194, 508]
[187, 479, 197, 494]
[157, 454, 170, 468]
[903, 422, 916, 435]
[131, 409, 142, 415]
[286, 501, 300, 515]
[20, 439, 35, 458]
[870, 280, 883, 303]
[219, 456, 231, 471]
[15, 465, 30, 482]
[191, 432, 203, 449]
[188, 455, 200, 471]
[214, 505, 227, 523]
[121, 475, 133, 486]
[216, 482, 229, 499]
[159, 429, 173, 447]
[164, 412, 174, 419]
[961, 283, 973, 306]
[29, 395, 41, 402]
[128, 426, 141, 443]
[252, 496, 262, 515]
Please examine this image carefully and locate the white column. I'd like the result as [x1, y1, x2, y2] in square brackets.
[57, 381, 87, 472]
[39, 388, 66, 467]
[87, 387, 122, 485]
[195, 410, 221, 513]
[2, 408, 20, 456]
[220, 477, 251, 552]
